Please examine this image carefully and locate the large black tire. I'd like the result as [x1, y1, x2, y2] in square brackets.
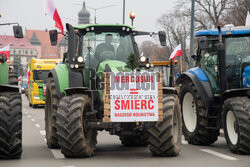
[180, 81, 219, 145]
[56, 94, 97, 158]
[223, 97, 250, 155]
[147, 94, 182, 156]
[8, 73, 18, 85]
[45, 77, 59, 148]
[120, 132, 149, 147]
[0, 92, 22, 159]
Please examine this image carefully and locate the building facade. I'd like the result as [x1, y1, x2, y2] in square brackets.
[0, 35, 37, 75]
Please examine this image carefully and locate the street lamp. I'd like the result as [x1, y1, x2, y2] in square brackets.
[87, 5, 118, 24]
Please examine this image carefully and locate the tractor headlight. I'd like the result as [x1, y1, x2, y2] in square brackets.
[77, 56, 84, 63]
[75, 64, 79, 68]
[140, 56, 146, 63]
[146, 63, 150, 68]
[150, 64, 154, 68]
[70, 64, 74, 68]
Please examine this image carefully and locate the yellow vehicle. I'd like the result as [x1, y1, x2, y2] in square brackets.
[28, 58, 61, 107]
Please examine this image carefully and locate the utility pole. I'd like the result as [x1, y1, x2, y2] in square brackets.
[189, 0, 195, 68]
[123, 0, 125, 24]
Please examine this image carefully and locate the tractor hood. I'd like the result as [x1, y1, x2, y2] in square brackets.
[97, 60, 131, 74]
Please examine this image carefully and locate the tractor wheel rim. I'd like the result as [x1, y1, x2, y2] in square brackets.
[173, 107, 179, 143]
[183, 92, 197, 132]
[226, 110, 238, 145]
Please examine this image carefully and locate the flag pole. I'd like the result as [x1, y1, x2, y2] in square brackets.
[180, 56, 183, 74]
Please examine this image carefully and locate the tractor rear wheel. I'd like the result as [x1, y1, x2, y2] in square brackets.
[147, 94, 182, 156]
[0, 92, 22, 159]
[223, 97, 250, 155]
[45, 77, 59, 148]
[120, 132, 148, 147]
[180, 81, 219, 145]
[56, 94, 97, 158]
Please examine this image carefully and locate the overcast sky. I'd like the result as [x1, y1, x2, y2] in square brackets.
[0, 0, 177, 43]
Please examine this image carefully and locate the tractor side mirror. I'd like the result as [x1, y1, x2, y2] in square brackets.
[158, 31, 166, 46]
[49, 30, 58, 46]
[198, 36, 208, 49]
[13, 26, 23, 38]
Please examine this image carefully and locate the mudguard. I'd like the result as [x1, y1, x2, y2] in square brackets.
[48, 64, 69, 97]
[176, 67, 220, 117]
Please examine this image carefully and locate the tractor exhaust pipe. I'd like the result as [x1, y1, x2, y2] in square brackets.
[66, 23, 76, 66]
[217, 26, 227, 93]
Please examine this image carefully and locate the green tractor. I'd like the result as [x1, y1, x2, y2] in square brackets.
[177, 25, 250, 154]
[0, 25, 23, 158]
[45, 23, 182, 157]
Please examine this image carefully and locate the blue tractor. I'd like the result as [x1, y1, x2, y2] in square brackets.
[177, 25, 250, 154]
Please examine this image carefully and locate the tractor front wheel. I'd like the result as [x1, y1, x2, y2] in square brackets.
[223, 97, 250, 155]
[45, 77, 59, 148]
[180, 81, 219, 145]
[56, 94, 97, 158]
[147, 94, 182, 156]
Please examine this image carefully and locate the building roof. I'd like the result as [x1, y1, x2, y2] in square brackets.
[0, 35, 35, 49]
[195, 26, 250, 36]
[26, 29, 65, 58]
[30, 32, 41, 45]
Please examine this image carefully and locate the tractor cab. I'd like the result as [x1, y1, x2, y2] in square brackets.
[194, 26, 250, 96]
[49, 23, 166, 91]
[176, 25, 250, 155]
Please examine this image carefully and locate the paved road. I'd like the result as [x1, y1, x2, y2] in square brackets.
[0, 94, 249, 167]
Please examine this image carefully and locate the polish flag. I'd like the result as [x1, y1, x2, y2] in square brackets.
[45, 0, 64, 33]
[246, 11, 250, 26]
[0, 45, 10, 62]
[169, 44, 181, 60]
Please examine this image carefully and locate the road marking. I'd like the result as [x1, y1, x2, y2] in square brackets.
[40, 130, 46, 136]
[182, 140, 188, 145]
[62, 166, 75, 167]
[200, 149, 238, 160]
[50, 149, 64, 159]
[44, 138, 47, 142]
[27, 115, 31, 118]
[31, 118, 35, 122]
[35, 124, 40, 128]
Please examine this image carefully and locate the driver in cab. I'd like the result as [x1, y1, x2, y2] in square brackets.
[95, 34, 115, 60]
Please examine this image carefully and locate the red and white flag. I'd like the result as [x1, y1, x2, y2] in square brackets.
[246, 11, 250, 26]
[169, 44, 181, 60]
[0, 45, 10, 62]
[45, 0, 64, 33]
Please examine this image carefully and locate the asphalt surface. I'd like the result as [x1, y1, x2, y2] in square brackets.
[0, 94, 249, 167]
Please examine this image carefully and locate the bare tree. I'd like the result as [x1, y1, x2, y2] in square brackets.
[223, 0, 250, 26]
[139, 41, 171, 61]
[179, 0, 231, 29]
[157, 9, 190, 64]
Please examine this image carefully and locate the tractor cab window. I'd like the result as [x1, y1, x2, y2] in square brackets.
[82, 32, 135, 68]
[33, 70, 50, 81]
[226, 36, 250, 89]
[200, 39, 220, 94]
